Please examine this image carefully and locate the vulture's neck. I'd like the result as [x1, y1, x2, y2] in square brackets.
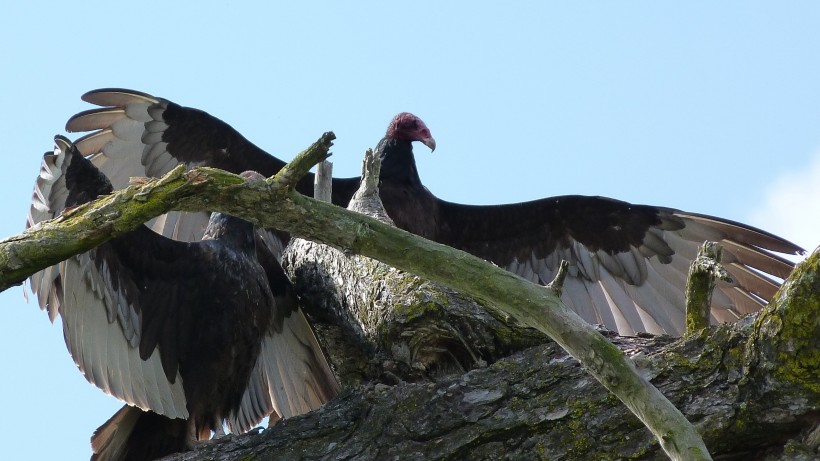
[203, 213, 256, 251]
[378, 138, 423, 187]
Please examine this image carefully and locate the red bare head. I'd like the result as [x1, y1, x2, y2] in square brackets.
[386, 112, 436, 152]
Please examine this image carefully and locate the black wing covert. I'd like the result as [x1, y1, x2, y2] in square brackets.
[434, 195, 801, 335]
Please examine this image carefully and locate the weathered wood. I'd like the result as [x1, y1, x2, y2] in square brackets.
[286, 147, 545, 383]
[313, 160, 333, 202]
[685, 242, 731, 335]
[284, 238, 547, 384]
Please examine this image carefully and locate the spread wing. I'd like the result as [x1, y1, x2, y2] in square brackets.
[30, 136, 339, 428]
[434, 195, 803, 335]
[64, 88, 802, 338]
[29, 137, 191, 417]
[65, 88, 360, 244]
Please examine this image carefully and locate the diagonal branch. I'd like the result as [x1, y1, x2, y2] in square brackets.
[1, 133, 718, 459]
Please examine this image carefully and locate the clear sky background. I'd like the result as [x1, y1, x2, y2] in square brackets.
[2, 2, 820, 460]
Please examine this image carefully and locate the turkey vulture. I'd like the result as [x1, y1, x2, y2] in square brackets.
[27, 136, 339, 461]
[64, 89, 804, 335]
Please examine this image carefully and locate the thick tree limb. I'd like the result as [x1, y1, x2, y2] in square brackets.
[172, 238, 820, 460]
[285, 147, 545, 383]
[165, 285, 820, 461]
[285, 238, 548, 384]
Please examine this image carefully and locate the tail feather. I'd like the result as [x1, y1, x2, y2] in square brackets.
[91, 405, 188, 461]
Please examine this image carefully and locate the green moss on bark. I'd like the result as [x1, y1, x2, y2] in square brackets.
[751, 253, 820, 396]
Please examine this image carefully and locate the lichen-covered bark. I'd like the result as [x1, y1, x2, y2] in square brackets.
[284, 148, 548, 384]
[749, 255, 820, 397]
[164, 337, 666, 461]
[284, 239, 547, 384]
[685, 242, 730, 334]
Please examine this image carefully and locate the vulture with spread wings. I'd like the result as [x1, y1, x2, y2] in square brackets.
[64, 89, 803, 336]
[27, 137, 339, 461]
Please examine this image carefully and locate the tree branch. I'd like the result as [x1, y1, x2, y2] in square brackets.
[286, 147, 544, 383]
[17, 133, 819, 458]
[685, 241, 731, 335]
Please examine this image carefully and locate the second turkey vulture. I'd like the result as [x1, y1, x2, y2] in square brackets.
[28, 137, 339, 461]
[64, 89, 804, 335]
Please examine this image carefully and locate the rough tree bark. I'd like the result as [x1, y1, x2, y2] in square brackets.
[2, 134, 817, 460]
[284, 148, 547, 386]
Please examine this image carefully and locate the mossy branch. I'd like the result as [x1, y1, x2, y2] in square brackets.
[685, 241, 731, 335]
[1, 133, 723, 459]
[749, 251, 820, 397]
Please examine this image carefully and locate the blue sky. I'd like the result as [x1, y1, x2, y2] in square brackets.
[2, 2, 820, 459]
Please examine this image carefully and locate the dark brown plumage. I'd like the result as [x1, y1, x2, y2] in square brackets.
[28, 137, 339, 461]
